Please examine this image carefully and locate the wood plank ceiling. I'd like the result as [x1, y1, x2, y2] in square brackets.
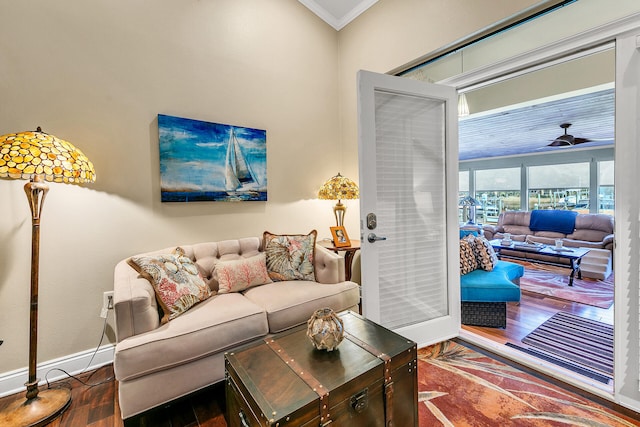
[459, 88, 614, 160]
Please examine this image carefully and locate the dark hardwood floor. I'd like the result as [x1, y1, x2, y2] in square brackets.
[0, 268, 622, 426]
[0, 365, 227, 427]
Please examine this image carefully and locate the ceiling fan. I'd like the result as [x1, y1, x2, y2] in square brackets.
[547, 123, 592, 147]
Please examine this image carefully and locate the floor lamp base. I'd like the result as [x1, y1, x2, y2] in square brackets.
[0, 388, 71, 427]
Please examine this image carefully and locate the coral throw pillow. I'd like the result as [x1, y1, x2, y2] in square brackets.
[263, 230, 317, 281]
[215, 253, 272, 293]
[128, 247, 212, 324]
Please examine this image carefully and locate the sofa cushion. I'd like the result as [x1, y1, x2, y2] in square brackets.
[460, 261, 522, 303]
[242, 281, 360, 333]
[568, 229, 608, 243]
[128, 247, 212, 324]
[531, 230, 566, 239]
[561, 239, 608, 250]
[567, 214, 613, 244]
[573, 212, 614, 232]
[114, 293, 268, 382]
[460, 238, 478, 275]
[498, 211, 533, 236]
[499, 211, 531, 227]
[263, 230, 317, 281]
[502, 225, 533, 235]
[215, 253, 272, 293]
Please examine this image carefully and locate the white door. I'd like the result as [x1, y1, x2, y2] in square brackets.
[357, 70, 460, 347]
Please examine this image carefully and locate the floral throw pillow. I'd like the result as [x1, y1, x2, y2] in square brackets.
[215, 253, 272, 293]
[128, 247, 212, 324]
[263, 230, 317, 281]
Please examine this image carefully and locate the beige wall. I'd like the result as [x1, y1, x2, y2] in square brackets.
[0, 0, 560, 385]
[0, 0, 341, 374]
[467, 49, 615, 114]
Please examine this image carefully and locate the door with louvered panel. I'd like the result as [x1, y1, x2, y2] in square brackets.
[357, 70, 460, 347]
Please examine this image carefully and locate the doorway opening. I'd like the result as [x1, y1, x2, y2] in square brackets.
[405, 41, 616, 392]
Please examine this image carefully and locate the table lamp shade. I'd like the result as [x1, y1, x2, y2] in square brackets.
[318, 173, 359, 201]
[459, 195, 482, 224]
[0, 127, 96, 184]
[459, 195, 481, 208]
[318, 173, 359, 227]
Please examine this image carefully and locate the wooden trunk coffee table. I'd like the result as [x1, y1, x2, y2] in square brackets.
[224, 310, 417, 427]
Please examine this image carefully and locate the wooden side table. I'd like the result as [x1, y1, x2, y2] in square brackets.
[319, 239, 360, 282]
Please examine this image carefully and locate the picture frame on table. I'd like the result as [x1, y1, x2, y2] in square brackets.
[330, 226, 351, 248]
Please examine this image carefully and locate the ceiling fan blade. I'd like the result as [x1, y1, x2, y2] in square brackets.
[548, 134, 574, 146]
[547, 139, 573, 147]
[544, 123, 611, 149]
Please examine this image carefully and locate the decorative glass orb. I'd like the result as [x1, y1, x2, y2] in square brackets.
[306, 308, 344, 351]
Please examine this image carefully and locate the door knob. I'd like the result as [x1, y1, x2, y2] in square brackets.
[367, 233, 387, 243]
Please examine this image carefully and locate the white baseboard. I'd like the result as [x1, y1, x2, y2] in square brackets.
[0, 344, 115, 398]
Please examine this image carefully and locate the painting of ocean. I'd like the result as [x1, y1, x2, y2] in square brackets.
[158, 114, 267, 202]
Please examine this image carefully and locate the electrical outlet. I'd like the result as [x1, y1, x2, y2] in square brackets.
[100, 291, 114, 318]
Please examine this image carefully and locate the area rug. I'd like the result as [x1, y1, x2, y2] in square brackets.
[517, 260, 614, 308]
[418, 340, 638, 426]
[505, 342, 612, 384]
[521, 311, 613, 375]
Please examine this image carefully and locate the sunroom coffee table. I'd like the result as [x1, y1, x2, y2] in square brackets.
[490, 239, 590, 286]
[224, 310, 417, 427]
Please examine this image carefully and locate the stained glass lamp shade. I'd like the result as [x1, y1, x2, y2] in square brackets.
[0, 127, 95, 427]
[318, 173, 359, 227]
[0, 127, 95, 183]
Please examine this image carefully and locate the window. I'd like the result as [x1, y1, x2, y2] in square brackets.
[475, 168, 520, 223]
[598, 160, 614, 215]
[528, 163, 590, 211]
[459, 170, 469, 222]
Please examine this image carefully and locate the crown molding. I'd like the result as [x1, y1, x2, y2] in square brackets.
[299, 0, 378, 31]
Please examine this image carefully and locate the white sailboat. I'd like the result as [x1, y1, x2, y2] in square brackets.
[224, 127, 258, 193]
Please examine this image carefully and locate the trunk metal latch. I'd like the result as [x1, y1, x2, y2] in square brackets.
[350, 388, 369, 414]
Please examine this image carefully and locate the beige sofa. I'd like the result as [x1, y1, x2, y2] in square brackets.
[113, 237, 360, 419]
[482, 211, 614, 266]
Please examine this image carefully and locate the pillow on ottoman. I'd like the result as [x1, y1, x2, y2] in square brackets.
[470, 236, 499, 271]
[460, 238, 478, 275]
[263, 230, 317, 281]
[128, 247, 212, 324]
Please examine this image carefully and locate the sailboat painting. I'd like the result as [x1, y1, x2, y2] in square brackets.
[159, 114, 267, 202]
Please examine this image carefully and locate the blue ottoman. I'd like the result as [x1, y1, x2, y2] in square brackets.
[460, 260, 524, 328]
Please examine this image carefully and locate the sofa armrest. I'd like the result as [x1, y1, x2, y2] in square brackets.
[482, 225, 498, 240]
[113, 259, 161, 343]
[602, 233, 615, 249]
[314, 245, 346, 283]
